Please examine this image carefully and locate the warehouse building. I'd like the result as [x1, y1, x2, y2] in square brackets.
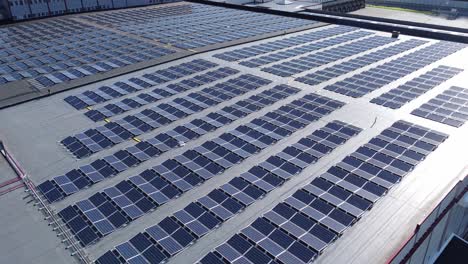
[0, 1, 467, 264]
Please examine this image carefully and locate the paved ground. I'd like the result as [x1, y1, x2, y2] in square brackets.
[353, 6, 468, 29]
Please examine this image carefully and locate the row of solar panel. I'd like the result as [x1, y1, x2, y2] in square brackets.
[262, 35, 392, 77]
[137, 13, 290, 36]
[296, 39, 427, 86]
[240, 31, 374, 69]
[1, 35, 175, 87]
[64, 59, 217, 110]
[324, 41, 466, 98]
[0, 33, 142, 65]
[37, 84, 301, 203]
[1, 2, 309, 87]
[7, 0, 170, 21]
[137, 22, 314, 50]
[2, 27, 110, 41]
[105, 4, 315, 49]
[1, 19, 112, 48]
[214, 26, 357, 62]
[31, 50, 173, 88]
[56, 94, 345, 247]
[412, 86, 468, 127]
[201, 120, 449, 264]
[61, 74, 271, 158]
[95, 121, 362, 264]
[1, 47, 173, 87]
[371, 65, 463, 109]
[85, 67, 240, 121]
[83, 3, 229, 24]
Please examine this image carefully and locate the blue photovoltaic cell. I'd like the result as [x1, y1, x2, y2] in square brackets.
[42, 84, 300, 203]
[59, 93, 345, 246]
[296, 39, 427, 86]
[324, 41, 466, 98]
[371, 66, 463, 109]
[411, 86, 468, 127]
[85, 67, 239, 121]
[0, 17, 176, 89]
[62, 74, 270, 158]
[239, 30, 373, 68]
[201, 120, 448, 264]
[214, 26, 358, 62]
[82, 3, 316, 50]
[63, 59, 218, 110]
[96, 121, 361, 262]
[261, 35, 395, 77]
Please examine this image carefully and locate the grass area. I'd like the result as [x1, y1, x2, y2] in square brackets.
[367, 4, 434, 15]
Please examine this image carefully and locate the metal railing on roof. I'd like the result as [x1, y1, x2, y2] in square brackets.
[0, 140, 92, 264]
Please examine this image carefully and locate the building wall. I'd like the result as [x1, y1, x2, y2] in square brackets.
[368, 0, 468, 11]
[389, 178, 467, 264]
[4, 0, 181, 21]
[0, 0, 11, 21]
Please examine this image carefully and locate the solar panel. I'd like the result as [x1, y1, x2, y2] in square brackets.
[261, 34, 394, 77]
[78, 3, 315, 54]
[412, 86, 468, 127]
[216, 26, 358, 62]
[62, 74, 271, 158]
[201, 120, 448, 264]
[324, 41, 466, 98]
[63, 59, 218, 110]
[40, 85, 301, 203]
[371, 66, 463, 109]
[57, 94, 345, 246]
[296, 39, 427, 86]
[96, 121, 361, 262]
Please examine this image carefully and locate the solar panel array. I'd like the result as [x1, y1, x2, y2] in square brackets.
[61, 74, 270, 158]
[324, 41, 466, 98]
[239, 31, 375, 69]
[54, 92, 344, 247]
[19, 5, 468, 264]
[214, 26, 358, 62]
[40, 83, 305, 204]
[84, 67, 240, 121]
[0, 18, 174, 89]
[261, 35, 392, 77]
[81, 3, 315, 49]
[412, 86, 468, 127]
[39, 88, 342, 202]
[371, 66, 463, 109]
[95, 121, 362, 264]
[201, 121, 448, 264]
[63, 59, 218, 110]
[0, 2, 318, 98]
[6, 0, 176, 21]
[295, 39, 427, 86]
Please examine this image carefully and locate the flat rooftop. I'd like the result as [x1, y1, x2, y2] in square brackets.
[0, 1, 320, 109]
[0, 2, 467, 264]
